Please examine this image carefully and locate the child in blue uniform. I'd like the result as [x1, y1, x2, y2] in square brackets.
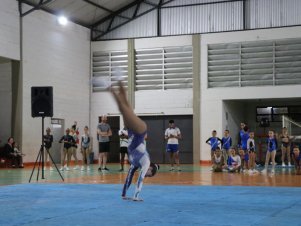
[238, 122, 246, 148]
[261, 130, 278, 174]
[111, 81, 159, 201]
[206, 130, 221, 161]
[227, 147, 241, 173]
[221, 130, 232, 165]
[240, 126, 250, 172]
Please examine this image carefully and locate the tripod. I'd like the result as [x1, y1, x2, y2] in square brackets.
[29, 116, 64, 182]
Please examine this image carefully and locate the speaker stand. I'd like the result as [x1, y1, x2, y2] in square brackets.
[29, 116, 64, 183]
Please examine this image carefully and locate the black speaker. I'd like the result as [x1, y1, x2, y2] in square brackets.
[31, 86, 53, 117]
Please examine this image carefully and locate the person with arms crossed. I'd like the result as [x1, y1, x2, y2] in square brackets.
[59, 128, 75, 171]
[97, 115, 112, 171]
[118, 126, 128, 172]
[165, 120, 182, 171]
[43, 127, 53, 170]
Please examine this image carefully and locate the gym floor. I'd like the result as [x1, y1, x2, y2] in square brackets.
[1, 163, 301, 186]
[1, 164, 301, 226]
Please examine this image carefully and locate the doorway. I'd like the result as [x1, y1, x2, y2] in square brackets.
[50, 118, 64, 163]
[99, 116, 120, 163]
[140, 115, 193, 164]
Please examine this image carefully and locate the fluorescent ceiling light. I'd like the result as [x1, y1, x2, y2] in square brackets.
[58, 16, 68, 26]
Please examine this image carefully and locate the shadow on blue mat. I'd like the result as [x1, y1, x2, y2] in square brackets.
[0, 184, 300, 226]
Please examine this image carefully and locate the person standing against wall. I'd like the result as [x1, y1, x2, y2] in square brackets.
[118, 126, 128, 172]
[97, 115, 112, 171]
[280, 127, 292, 167]
[81, 126, 92, 171]
[165, 120, 182, 171]
[44, 127, 54, 170]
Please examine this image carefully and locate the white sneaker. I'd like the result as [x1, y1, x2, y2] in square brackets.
[282, 162, 286, 167]
[81, 166, 85, 171]
[59, 167, 64, 171]
[261, 169, 267, 174]
[132, 197, 143, 202]
[87, 166, 91, 171]
[288, 162, 292, 167]
[50, 167, 54, 171]
[271, 169, 275, 174]
[65, 167, 70, 171]
[74, 165, 79, 170]
[248, 169, 253, 174]
[169, 167, 174, 171]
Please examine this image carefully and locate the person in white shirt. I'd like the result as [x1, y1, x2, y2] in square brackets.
[227, 147, 241, 173]
[247, 131, 258, 174]
[118, 127, 128, 172]
[165, 120, 182, 171]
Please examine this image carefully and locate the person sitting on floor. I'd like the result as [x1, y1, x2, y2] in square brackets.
[4, 137, 23, 168]
[212, 147, 225, 172]
[12, 142, 24, 168]
[292, 146, 301, 175]
[227, 147, 241, 173]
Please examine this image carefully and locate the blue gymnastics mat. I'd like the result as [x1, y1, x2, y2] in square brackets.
[0, 184, 300, 226]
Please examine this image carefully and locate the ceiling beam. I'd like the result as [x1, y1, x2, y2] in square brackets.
[143, 0, 157, 7]
[91, 0, 144, 28]
[82, 0, 131, 20]
[92, 0, 175, 40]
[20, 0, 53, 17]
[17, 0, 91, 28]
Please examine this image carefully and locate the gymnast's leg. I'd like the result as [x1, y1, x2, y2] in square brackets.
[122, 164, 138, 199]
[133, 156, 151, 201]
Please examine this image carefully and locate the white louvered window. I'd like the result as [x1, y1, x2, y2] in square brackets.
[208, 38, 301, 88]
[92, 50, 128, 92]
[135, 46, 193, 91]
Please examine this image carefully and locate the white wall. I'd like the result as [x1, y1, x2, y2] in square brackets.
[200, 26, 301, 161]
[0, 61, 12, 144]
[22, 10, 90, 162]
[135, 35, 193, 115]
[90, 40, 128, 152]
[223, 101, 245, 147]
[0, 0, 20, 60]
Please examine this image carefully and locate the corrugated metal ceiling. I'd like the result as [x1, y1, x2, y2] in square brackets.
[18, 0, 301, 41]
[20, 0, 136, 27]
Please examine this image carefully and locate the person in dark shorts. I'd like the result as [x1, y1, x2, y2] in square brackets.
[165, 120, 182, 171]
[97, 115, 112, 171]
